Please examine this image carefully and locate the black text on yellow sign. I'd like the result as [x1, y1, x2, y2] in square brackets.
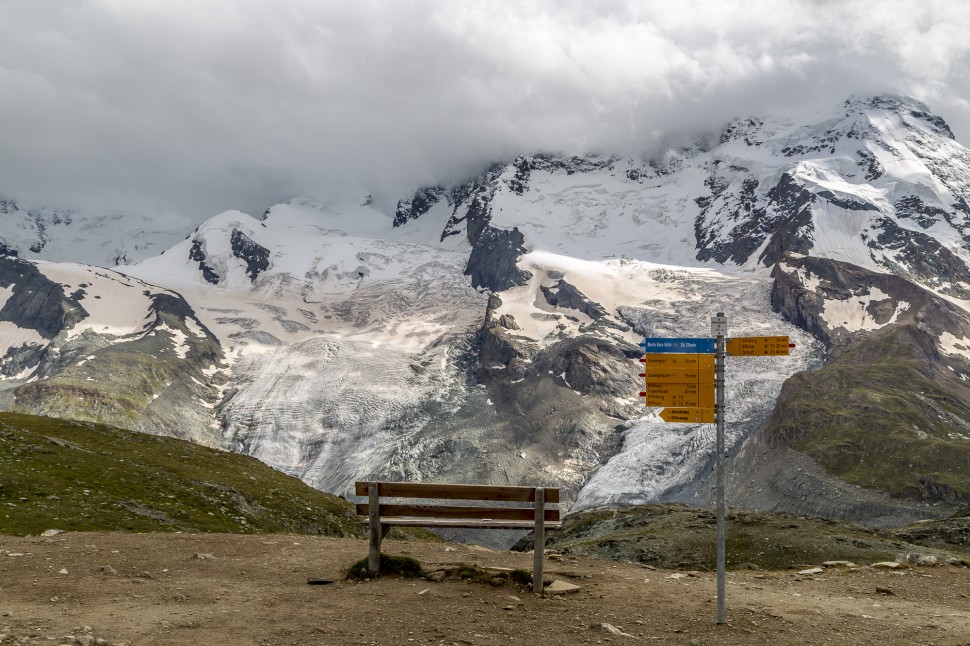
[642, 367, 716, 384]
[643, 381, 715, 408]
[641, 353, 715, 369]
[725, 336, 791, 356]
[660, 407, 716, 423]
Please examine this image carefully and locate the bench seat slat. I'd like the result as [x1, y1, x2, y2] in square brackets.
[353, 481, 560, 504]
[356, 503, 559, 522]
[363, 518, 563, 530]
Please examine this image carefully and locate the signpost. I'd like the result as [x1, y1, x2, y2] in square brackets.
[711, 314, 727, 627]
[643, 367, 713, 382]
[641, 353, 715, 369]
[659, 407, 715, 423]
[726, 336, 791, 356]
[640, 337, 716, 354]
[643, 382, 714, 407]
[637, 317, 792, 625]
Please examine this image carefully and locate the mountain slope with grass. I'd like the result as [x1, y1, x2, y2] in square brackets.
[717, 254, 970, 525]
[0, 412, 361, 536]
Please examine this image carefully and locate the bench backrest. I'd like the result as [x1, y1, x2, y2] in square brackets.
[353, 481, 560, 522]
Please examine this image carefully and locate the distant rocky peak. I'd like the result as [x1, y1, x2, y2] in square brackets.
[527, 152, 616, 175]
[182, 212, 274, 287]
[396, 153, 621, 232]
[229, 229, 271, 282]
[393, 186, 447, 227]
[0, 197, 19, 214]
[770, 94, 956, 161]
[506, 156, 530, 195]
[188, 238, 220, 285]
[843, 94, 916, 114]
[843, 94, 955, 140]
[719, 116, 768, 147]
[842, 93, 931, 117]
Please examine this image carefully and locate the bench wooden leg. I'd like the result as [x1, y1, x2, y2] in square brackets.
[368, 481, 381, 575]
[533, 487, 545, 595]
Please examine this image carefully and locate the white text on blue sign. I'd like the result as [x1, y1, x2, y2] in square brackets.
[640, 338, 716, 354]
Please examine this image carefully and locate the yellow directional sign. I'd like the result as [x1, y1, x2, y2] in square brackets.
[647, 394, 714, 407]
[726, 336, 791, 356]
[660, 407, 716, 423]
[643, 367, 715, 383]
[642, 355, 715, 405]
[645, 382, 715, 397]
[644, 381, 715, 407]
[641, 353, 715, 369]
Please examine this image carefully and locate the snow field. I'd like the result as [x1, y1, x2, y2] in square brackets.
[37, 262, 159, 341]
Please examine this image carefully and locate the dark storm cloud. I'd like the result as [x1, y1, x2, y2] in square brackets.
[1, 0, 969, 219]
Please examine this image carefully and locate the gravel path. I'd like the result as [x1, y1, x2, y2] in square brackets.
[0, 532, 968, 645]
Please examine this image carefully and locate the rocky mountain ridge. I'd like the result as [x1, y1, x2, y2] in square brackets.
[0, 254, 227, 445]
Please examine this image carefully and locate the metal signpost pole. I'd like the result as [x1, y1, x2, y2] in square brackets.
[711, 312, 727, 625]
[641, 323, 790, 625]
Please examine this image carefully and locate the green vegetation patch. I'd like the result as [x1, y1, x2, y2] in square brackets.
[453, 563, 492, 581]
[767, 328, 970, 504]
[0, 412, 361, 536]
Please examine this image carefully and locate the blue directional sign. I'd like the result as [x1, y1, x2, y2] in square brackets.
[639, 337, 716, 354]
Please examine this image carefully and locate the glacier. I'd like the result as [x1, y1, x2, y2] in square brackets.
[1, 94, 969, 522]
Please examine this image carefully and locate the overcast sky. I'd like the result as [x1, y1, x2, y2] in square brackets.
[2, 0, 969, 221]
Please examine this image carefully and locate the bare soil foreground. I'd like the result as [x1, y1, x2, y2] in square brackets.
[0, 532, 968, 646]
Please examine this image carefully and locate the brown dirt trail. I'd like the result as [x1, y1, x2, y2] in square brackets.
[0, 533, 968, 645]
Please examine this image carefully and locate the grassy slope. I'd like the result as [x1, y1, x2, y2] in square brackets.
[0, 412, 362, 536]
[767, 328, 970, 504]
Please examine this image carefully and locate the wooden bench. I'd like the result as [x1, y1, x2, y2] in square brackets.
[354, 481, 561, 593]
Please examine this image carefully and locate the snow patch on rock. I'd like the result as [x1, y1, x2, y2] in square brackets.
[819, 286, 910, 332]
[938, 331, 970, 359]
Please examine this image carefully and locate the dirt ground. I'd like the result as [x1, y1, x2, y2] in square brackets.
[0, 532, 968, 645]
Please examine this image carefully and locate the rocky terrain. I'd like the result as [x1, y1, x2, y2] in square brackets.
[514, 503, 970, 571]
[0, 255, 228, 446]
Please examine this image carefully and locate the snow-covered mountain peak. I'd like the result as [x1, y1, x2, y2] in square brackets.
[108, 93, 970, 370]
[5, 93, 970, 521]
[842, 94, 954, 139]
[123, 197, 488, 356]
[716, 94, 953, 154]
